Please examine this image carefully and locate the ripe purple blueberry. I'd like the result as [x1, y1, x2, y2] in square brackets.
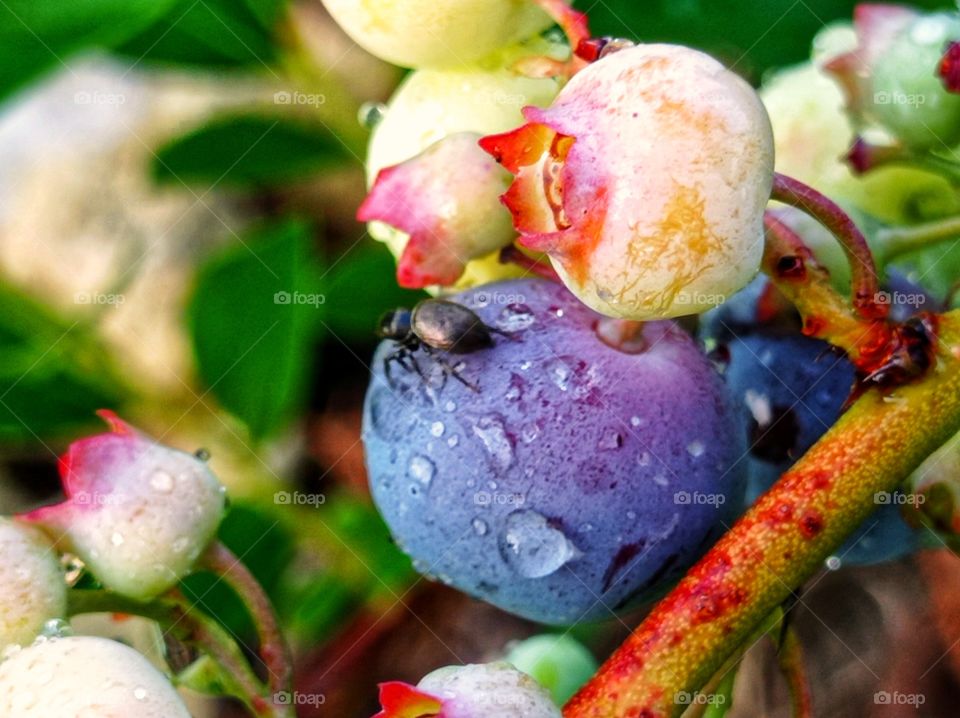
[363, 278, 744, 624]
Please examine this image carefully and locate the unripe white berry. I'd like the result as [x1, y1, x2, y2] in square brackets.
[0, 636, 190, 717]
[364, 42, 562, 289]
[321, 0, 553, 69]
[418, 662, 560, 717]
[22, 412, 226, 601]
[482, 44, 775, 319]
[0, 519, 66, 652]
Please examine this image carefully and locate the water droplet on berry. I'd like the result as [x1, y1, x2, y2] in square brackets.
[498, 509, 581, 578]
[110, 532, 125, 547]
[358, 101, 387, 129]
[598, 430, 623, 451]
[686, 440, 705, 457]
[547, 359, 572, 391]
[630, 415, 645, 428]
[472, 414, 514, 471]
[133, 687, 149, 701]
[446, 435, 459, 447]
[626, 510, 637, 520]
[652, 473, 669, 487]
[408, 455, 436, 486]
[430, 421, 445, 437]
[39, 618, 71, 639]
[497, 303, 535, 331]
[520, 360, 532, 371]
[472, 517, 488, 536]
[369, 388, 402, 440]
[150, 470, 174, 493]
[444, 400, 457, 412]
[521, 422, 540, 444]
[505, 375, 523, 401]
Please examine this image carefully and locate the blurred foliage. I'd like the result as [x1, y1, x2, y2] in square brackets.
[321, 242, 425, 344]
[579, 0, 952, 80]
[188, 219, 325, 440]
[0, 284, 121, 443]
[181, 503, 296, 644]
[114, 0, 287, 70]
[0, 0, 178, 102]
[184, 496, 414, 647]
[153, 115, 352, 188]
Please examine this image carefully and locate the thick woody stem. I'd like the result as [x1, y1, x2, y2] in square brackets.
[762, 212, 936, 387]
[564, 310, 960, 718]
[762, 212, 874, 358]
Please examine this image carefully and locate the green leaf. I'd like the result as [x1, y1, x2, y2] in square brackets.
[243, 0, 288, 31]
[0, 283, 121, 444]
[578, 0, 952, 80]
[153, 114, 349, 189]
[176, 655, 237, 697]
[0, 0, 178, 103]
[188, 218, 324, 438]
[114, 0, 287, 70]
[321, 241, 425, 344]
[279, 572, 356, 643]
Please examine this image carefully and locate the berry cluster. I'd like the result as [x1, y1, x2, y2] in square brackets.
[336, 0, 960, 712]
[0, 413, 226, 715]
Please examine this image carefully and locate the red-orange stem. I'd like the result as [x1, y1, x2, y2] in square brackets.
[564, 311, 960, 717]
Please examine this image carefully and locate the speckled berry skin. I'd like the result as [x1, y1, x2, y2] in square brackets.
[363, 279, 744, 624]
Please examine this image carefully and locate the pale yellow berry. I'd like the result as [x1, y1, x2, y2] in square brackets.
[0, 636, 190, 717]
[321, 0, 554, 68]
[0, 519, 66, 652]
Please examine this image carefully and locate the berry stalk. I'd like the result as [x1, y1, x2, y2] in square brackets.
[770, 173, 885, 321]
[875, 214, 960, 262]
[201, 541, 294, 715]
[778, 623, 813, 718]
[67, 587, 292, 718]
[564, 309, 960, 718]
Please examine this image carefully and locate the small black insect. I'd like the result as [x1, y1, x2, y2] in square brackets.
[377, 298, 506, 390]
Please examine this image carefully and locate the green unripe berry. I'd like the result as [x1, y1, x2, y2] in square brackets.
[870, 13, 960, 149]
[504, 634, 597, 705]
